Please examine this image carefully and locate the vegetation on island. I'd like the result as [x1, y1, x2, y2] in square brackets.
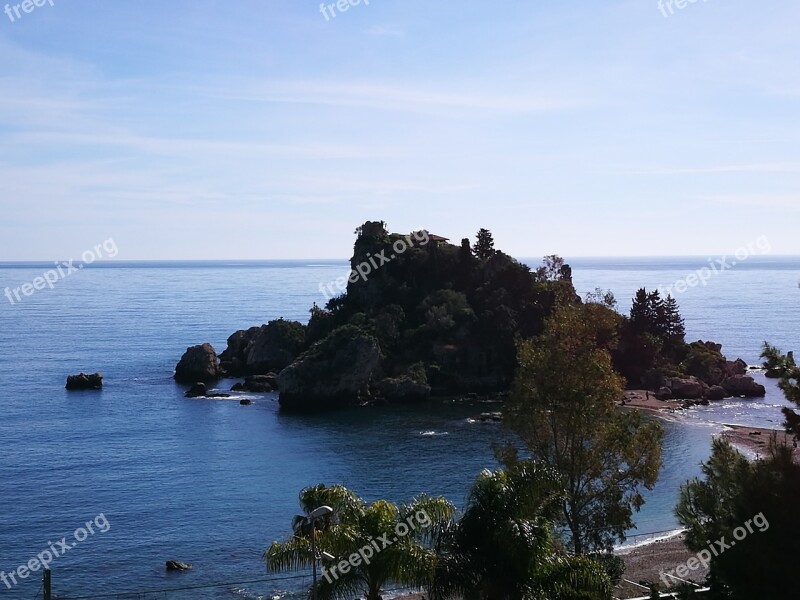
[178, 220, 758, 410]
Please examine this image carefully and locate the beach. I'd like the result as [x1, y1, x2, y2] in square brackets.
[719, 423, 799, 460]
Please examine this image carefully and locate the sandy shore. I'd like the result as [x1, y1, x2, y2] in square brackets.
[614, 532, 706, 593]
[719, 423, 799, 460]
[620, 389, 685, 414]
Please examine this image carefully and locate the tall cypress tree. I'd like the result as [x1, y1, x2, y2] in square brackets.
[473, 228, 496, 260]
[662, 295, 685, 340]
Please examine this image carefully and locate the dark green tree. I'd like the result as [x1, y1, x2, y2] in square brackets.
[760, 342, 795, 378]
[430, 462, 612, 600]
[472, 228, 496, 260]
[763, 343, 800, 439]
[676, 439, 800, 599]
[662, 295, 686, 340]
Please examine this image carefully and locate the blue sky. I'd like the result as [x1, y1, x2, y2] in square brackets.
[1, 0, 798, 260]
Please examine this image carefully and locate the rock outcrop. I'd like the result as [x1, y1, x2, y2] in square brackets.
[66, 373, 103, 390]
[184, 382, 231, 399]
[664, 376, 706, 400]
[374, 376, 431, 403]
[721, 375, 767, 398]
[165, 560, 192, 571]
[704, 385, 729, 401]
[231, 375, 276, 393]
[278, 326, 381, 411]
[174, 344, 220, 384]
[219, 320, 306, 376]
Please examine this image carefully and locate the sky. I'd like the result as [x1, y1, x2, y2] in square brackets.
[1, 0, 798, 260]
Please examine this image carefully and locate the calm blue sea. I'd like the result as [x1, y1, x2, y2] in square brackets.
[0, 257, 798, 599]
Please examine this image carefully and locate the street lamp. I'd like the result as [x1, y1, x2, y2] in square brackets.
[309, 505, 333, 600]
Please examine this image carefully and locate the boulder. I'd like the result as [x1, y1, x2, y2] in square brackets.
[185, 382, 231, 399]
[726, 359, 748, 377]
[664, 376, 706, 400]
[165, 560, 192, 571]
[374, 376, 431, 403]
[65, 373, 103, 390]
[174, 343, 220, 384]
[704, 385, 729, 401]
[278, 326, 382, 411]
[655, 386, 673, 401]
[240, 399, 252, 406]
[477, 412, 502, 422]
[231, 375, 276, 393]
[721, 375, 766, 398]
[219, 320, 306, 376]
[185, 382, 207, 398]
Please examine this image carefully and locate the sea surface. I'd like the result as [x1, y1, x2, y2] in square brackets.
[0, 256, 798, 599]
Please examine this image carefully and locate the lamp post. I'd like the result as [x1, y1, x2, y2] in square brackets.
[309, 505, 333, 600]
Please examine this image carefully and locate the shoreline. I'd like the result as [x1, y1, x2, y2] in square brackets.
[621, 390, 799, 459]
[620, 389, 686, 415]
[718, 423, 798, 460]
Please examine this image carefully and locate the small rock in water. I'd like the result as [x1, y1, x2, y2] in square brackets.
[65, 373, 103, 390]
[240, 399, 252, 406]
[185, 382, 207, 398]
[165, 560, 192, 571]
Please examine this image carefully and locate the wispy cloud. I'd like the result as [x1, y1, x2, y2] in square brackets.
[611, 163, 800, 176]
[198, 81, 591, 116]
[698, 194, 800, 210]
[367, 24, 404, 38]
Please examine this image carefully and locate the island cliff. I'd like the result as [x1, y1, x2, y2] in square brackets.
[174, 221, 764, 411]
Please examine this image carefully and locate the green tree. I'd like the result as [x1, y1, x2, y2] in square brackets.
[760, 342, 795, 378]
[473, 228, 496, 260]
[503, 303, 663, 554]
[584, 288, 617, 310]
[535, 254, 567, 282]
[264, 484, 454, 600]
[430, 462, 612, 600]
[676, 438, 800, 599]
[762, 343, 800, 439]
[662, 295, 686, 340]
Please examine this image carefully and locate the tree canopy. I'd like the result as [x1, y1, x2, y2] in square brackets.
[502, 303, 664, 554]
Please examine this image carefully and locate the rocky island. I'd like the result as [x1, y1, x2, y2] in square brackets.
[175, 221, 764, 411]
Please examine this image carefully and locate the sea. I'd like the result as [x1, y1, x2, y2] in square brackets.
[0, 256, 798, 599]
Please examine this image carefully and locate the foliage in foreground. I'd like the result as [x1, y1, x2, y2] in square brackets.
[264, 484, 454, 600]
[503, 303, 663, 554]
[430, 461, 612, 600]
[676, 438, 800, 599]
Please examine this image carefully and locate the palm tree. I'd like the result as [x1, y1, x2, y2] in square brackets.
[430, 462, 612, 600]
[264, 484, 454, 600]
